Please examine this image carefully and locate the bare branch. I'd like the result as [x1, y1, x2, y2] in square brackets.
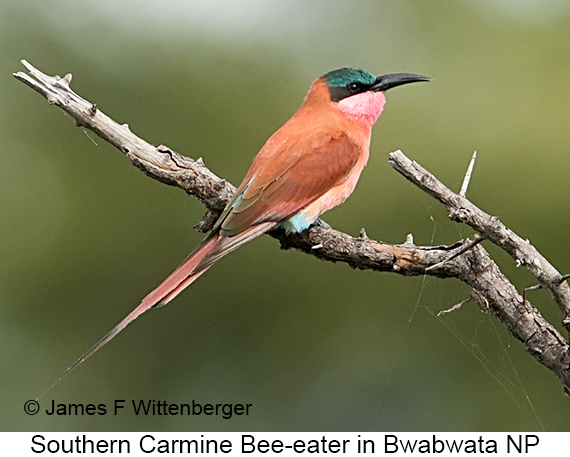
[389, 149, 570, 332]
[425, 235, 484, 272]
[437, 297, 471, 316]
[14, 61, 570, 394]
[460, 150, 477, 197]
[14, 60, 236, 232]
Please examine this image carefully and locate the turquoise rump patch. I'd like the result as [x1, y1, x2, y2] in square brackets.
[279, 212, 316, 234]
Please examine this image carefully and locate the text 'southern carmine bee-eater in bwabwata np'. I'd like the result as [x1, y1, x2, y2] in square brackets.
[41, 67, 430, 396]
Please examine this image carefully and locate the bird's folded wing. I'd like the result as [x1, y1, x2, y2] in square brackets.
[219, 131, 361, 236]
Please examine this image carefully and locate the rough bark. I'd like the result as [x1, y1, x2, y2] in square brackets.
[14, 60, 570, 394]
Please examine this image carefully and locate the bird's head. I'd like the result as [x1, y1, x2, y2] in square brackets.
[320, 67, 430, 126]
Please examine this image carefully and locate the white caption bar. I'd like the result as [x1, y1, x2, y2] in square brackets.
[3, 432, 561, 455]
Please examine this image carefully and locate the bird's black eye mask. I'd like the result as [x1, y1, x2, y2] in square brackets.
[328, 81, 372, 102]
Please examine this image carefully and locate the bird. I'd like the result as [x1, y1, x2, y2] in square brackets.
[41, 67, 429, 396]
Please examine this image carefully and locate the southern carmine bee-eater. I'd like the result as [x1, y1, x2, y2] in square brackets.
[42, 67, 429, 395]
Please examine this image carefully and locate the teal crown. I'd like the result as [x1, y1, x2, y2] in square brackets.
[323, 68, 376, 88]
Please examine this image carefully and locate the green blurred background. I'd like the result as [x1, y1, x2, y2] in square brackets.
[2, 0, 570, 431]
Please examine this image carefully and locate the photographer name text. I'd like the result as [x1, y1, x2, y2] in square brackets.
[42, 399, 251, 419]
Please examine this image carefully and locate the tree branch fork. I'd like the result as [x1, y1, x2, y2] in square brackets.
[14, 60, 570, 394]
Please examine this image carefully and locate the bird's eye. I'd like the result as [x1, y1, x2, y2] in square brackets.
[347, 82, 360, 92]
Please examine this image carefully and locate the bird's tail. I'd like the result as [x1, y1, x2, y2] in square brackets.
[38, 222, 276, 399]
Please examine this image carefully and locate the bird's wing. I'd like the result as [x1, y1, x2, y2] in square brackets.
[217, 129, 361, 236]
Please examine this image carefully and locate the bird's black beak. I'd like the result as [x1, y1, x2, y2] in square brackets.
[371, 73, 431, 92]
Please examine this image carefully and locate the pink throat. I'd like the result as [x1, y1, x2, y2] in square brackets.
[336, 91, 386, 127]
